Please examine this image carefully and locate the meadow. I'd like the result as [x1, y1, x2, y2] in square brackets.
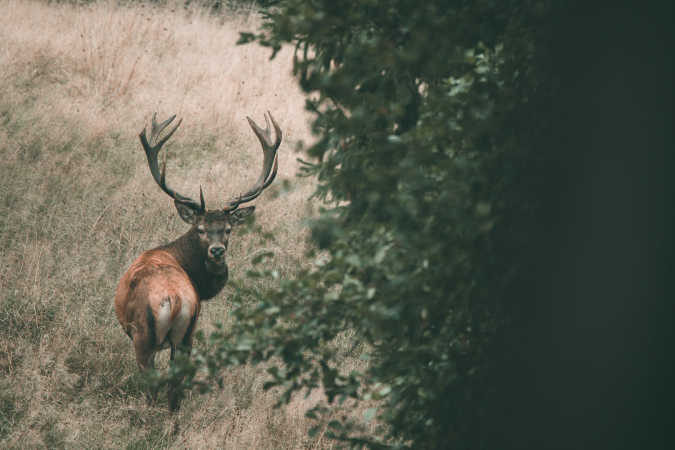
[0, 0, 345, 447]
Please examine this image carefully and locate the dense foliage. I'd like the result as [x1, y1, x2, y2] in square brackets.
[181, 1, 555, 448]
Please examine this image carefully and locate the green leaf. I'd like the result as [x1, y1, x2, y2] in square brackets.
[345, 254, 361, 267]
[328, 420, 342, 430]
[374, 245, 389, 264]
[308, 426, 321, 438]
[363, 407, 377, 423]
[476, 202, 492, 216]
[237, 32, 256, 45]
[324, 291, 339, 301]
[251, 251, 275, 265]
[235, 337, 255, 351]
[265, 306, 281, 315]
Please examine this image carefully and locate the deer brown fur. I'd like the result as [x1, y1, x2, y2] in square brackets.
[114, 112, 282, 411]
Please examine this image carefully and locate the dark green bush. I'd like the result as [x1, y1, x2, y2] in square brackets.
[182, 1, 559, 448]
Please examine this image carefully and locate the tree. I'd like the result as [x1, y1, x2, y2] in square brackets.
[185, 1, 557, 448]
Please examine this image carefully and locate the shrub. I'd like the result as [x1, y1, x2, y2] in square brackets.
[192, 1, 556, 448]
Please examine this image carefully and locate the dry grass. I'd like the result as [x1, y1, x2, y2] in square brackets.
[0, 0, 371, 448]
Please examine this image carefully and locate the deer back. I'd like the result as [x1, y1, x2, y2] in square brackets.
[115, 250, 200, 348]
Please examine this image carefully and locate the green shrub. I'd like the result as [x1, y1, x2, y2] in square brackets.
[189, 0, 556, 448]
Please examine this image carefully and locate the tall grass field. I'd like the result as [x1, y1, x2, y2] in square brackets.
[0, 0, 358, 447]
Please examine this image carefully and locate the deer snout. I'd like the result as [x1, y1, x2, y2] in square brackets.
[209, 245, 226, 259]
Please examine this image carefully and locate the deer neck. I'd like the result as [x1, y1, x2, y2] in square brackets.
[160, 229, 229, 301]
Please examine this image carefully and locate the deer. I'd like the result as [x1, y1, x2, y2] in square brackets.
[114, 111, 282, 411]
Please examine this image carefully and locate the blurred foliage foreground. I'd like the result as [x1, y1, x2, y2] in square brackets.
[170, 1, 556, 448]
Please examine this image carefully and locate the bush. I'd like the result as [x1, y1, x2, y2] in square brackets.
[187, 1, 558, 448]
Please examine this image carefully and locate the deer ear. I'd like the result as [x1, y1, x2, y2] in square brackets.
[175, 200, 200, 224]
[230, 206, 255, 225]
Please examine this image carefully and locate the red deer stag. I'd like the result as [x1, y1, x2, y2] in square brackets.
[115, 112, 282, 411]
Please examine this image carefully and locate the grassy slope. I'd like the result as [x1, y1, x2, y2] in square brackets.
[0, 1, 340, 448]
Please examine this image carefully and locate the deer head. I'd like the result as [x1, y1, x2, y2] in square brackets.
[138, 112, 282, 276]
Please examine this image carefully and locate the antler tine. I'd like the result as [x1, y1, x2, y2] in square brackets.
[199, 185, 206, 211]
[139, 113, 204, 211]
[147, 113, 180, 149]
[224, 111, 282, 211]
[248, 110, 282, 150]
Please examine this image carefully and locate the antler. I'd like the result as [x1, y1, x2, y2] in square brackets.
[223, 111, 282, 211]
[139, 113, 205, 212]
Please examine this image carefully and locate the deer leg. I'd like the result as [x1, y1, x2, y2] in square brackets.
[167, 329, 195, 412]
[168, 343, 182, 412]
[133, 333, 157, 405]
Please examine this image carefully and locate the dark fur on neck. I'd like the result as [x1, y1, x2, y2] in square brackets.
[158, 229, 229, 301]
